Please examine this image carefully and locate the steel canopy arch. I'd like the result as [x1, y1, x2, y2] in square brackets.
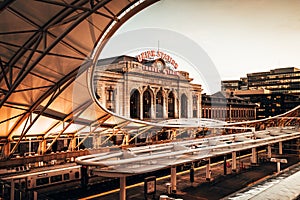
[4, 0, 113, 157]
[2, 0, 298, 160]
[0, 0, 160, 158]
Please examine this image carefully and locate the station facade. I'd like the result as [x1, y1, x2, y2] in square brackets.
[94, 53, 203, 121]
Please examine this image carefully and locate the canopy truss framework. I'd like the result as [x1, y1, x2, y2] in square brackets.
[226, 105, 300, 131]
[1, 0, 300, 161]
[76, 126, 300, 176]
[0, 0, 159, 158]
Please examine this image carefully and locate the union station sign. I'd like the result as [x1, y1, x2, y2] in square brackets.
[137, 50, 179, 69]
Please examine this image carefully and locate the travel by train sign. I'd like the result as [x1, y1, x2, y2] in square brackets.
[137, 50, 179, 69]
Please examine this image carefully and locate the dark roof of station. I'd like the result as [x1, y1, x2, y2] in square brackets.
[96, 55, 137, 65]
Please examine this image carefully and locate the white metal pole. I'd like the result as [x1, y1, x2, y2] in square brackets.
[267, 145, 272, 158]
[279, 141, 283, 155]
[206, 158, 211, 181]
[251, 147, 257, 164]
[277, 162, 281, 173]
[232, 151, 237, 172]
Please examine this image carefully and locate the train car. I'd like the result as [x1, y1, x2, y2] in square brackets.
[0, 165, 30, 176]
[1, 165, 81, 190]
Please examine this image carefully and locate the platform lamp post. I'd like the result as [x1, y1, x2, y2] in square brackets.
[223, 155, 227, 175]
[190, 163, 194, 184]
[171, 166, 177, 193]
[120, 176, 126, 200]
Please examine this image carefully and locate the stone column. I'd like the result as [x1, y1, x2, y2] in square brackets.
[115, 86, 120, 115]
[101, 83, 106, 109]
[198, 94, 202, 118]
[188, 93, 192, 118]
[174, 95, 179, 118]
[152, 92, 156, 119]
[140, 93, 143, 120]
[163, 91, 168, 119]
[123, 74, 129, 118]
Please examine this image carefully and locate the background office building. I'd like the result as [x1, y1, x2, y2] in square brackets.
[221, 67, 300, 119]
[222, 67, 300, 96]
[221, 77, 248, 91]
[247, 67, 300, 96]
[94, 55, 203, 121]
[234, 89, 299, 119]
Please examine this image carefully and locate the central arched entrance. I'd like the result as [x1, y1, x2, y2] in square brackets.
[143, 89, 152, 119]
[181, 93, 188, 118]
[168, 92, 175, 118]
[156, 90, 164, 118]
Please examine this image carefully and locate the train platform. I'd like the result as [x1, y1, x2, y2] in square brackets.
[224, 162, 300, 200]
[91, 156, 300, 200]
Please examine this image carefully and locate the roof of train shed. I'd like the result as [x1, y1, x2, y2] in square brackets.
[0, 0, 159, 156]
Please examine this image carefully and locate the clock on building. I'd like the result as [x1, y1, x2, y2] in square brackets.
[156, 60, 164, 71]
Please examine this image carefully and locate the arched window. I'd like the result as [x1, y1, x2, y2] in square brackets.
[156, 90, 164, 118]
[168, 92, 175, 118]
[143, 90, 152, 119]
[181, 94, 188, 118]
[130, 89, 140, 119]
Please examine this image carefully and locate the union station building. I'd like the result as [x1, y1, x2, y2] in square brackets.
[94, 53, 203, 121]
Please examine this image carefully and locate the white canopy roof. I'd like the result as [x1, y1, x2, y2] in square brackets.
[1, 0, 300, 159]
[0, 0, 159, 156]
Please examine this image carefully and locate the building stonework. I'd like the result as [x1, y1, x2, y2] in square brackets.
[202, 91, 257, 122]
[94, 55, 203, 121]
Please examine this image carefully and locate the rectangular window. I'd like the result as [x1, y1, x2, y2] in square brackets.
[50, 175, 62, 183]
[75, 172, 80, 179]
[64, 173, 70, 180]
[193, 110, 197, 118]
[36, 177, 49, 186]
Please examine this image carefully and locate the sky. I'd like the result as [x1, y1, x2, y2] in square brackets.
[115, 0, 300, 81]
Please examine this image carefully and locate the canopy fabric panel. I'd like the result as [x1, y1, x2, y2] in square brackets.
[0, 0, 159, 146]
